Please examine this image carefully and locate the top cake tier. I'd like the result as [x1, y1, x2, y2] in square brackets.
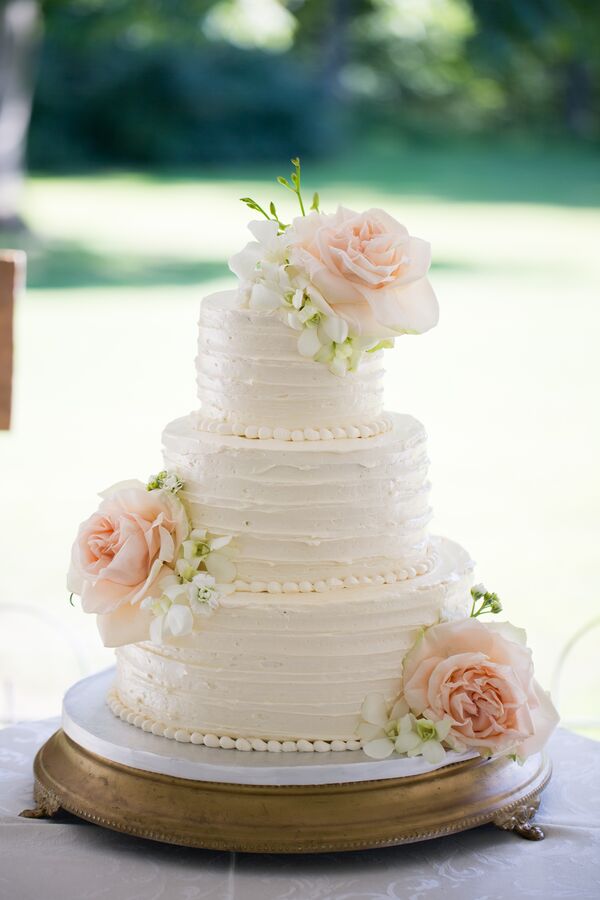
[196, 291, 385, 432]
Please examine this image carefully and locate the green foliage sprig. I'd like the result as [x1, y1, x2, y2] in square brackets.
[469, 584, 503, 618]
[240, 157, 319, 232]
[277, 157, 308, 215]
[240, 196, 288, 231]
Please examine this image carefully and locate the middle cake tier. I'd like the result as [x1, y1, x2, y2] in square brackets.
[162, 411, 434, 589]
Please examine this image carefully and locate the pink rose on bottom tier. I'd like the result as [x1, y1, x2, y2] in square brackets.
[67, 480, 188, 646]
[402, 617, 559, 760]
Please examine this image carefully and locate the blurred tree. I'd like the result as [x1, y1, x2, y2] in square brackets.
[341, 0, 482, 136]
[26, 0, 342, 170]
[0, 0, 40, 230]
[204, 0, 297, 49]
[0, 0, 598, 209]
[467, 0, 600, 137]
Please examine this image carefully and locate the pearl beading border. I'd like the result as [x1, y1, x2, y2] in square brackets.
[233, 555, 436, 594]
[195, 414, 394, 442]
[107, 689, 362, 753]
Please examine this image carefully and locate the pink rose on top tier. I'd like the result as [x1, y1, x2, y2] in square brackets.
[402, 618, 559, 760]
[67, 480, 188, 646]
[289, 206, 439, 339]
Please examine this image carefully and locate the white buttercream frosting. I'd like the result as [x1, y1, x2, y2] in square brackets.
[114, 538, 473, 745]
[196, 291, 385, 430]
[112, 286, 476, 749]
[162, 411, 432, 586]
[106, 690, 362, 752]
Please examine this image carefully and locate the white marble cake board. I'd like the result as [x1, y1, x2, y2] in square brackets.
[62, 668, 477, 786]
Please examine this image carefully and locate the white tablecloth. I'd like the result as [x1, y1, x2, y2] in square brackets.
[1, 721, 598, 900]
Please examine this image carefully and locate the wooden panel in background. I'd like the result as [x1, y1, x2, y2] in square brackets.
[0, 251, 26, 430]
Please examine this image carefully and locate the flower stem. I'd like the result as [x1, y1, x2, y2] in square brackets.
[240, 197, 271, 221]
[469, 585, 503, 617]
[292, 157, 306, 215]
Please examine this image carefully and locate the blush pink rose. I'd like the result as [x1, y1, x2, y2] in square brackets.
[67, 480, 188, 645]
[402, 618, 559, 760]
[289, 207, 439, 339]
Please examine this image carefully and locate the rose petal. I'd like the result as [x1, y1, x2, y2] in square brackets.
[149, 615, 165, 645]
[304, 285, 336, 318]
[400, 236, 431, 282]
[165, 604, 194, 638]
[204, 552, 236, 583]
[329, 355, 348, 377]
[321, 315, 349, 344]
[361, 207, 410, 241]
[248, 218, 279, 245]
[398, 713, 415, 734]
[394, 732, 421, 753]
[361, 692, 389, 727]
[361, 278, 439, 335]
[310, 263, 366, 307]
[422, 740, 446, 765]
[158, 524, 175, 562]
[297, 327, 323, 358]
[435, 717, 453, 741]
[486, 621, 529, 647]
[162, 581, 187, 602]
[98, 479, 146, 500]
[314, 343, 334, 364]
[515, 681, 560, 759]
[363, 738, 396, 760]
[96, 602, 154, 648]
[250, 282, 283, 312]
[286, 311, 303, 331]
[390, 697, 410, 720]
[209, 535, 232, 551]
[229, 242, 261, 280]
[356, 722, 386, 742]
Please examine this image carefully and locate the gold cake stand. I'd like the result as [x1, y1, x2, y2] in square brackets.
[22, 728, 551, 853]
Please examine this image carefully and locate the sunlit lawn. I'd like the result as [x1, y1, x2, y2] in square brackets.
[1, 140, 599, 735]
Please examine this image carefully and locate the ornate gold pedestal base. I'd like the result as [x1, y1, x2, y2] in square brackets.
[22, 730, 551, 853]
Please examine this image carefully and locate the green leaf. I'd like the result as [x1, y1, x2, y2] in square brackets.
[240, 196, 270, 220]
[311, 192, 320, 211]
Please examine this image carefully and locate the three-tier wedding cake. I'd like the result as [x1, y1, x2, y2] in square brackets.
[68, 162, 558, 764]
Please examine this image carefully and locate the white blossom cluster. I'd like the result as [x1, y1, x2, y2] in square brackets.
[229, 219, 386, 377]
[141, 529, 235, 644]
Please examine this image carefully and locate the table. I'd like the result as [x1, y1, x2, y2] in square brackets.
[1, 721, 599, 900]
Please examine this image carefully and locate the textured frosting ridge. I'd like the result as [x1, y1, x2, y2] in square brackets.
[196, 291, 385, 430]
[114, 538, 473, 744]
[193, 413, 394, 443]
[106, 690, 362, 753]
[162, 411, 433, 586]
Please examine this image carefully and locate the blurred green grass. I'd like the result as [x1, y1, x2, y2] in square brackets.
[1, 139, 599, 733]
[8, 138, 600, 290]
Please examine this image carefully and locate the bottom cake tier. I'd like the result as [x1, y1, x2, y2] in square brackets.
[111, 537, 473, 750]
